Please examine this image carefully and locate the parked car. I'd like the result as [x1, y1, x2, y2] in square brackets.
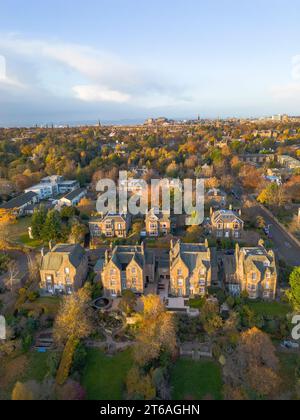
[281, 341, 300, 350]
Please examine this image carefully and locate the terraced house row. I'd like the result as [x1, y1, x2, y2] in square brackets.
[38, 239, 278, 301]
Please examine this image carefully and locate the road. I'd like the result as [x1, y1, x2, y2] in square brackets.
[250, 203, 300, 267]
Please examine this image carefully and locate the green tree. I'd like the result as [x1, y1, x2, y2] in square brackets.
[287, 267, 300, 312]
[42, 210, 62, 242]
[31, 205, 47, 239]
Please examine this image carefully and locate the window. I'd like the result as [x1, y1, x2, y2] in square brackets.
[65, 267, 70, 275]
[177, 269, 182, 276]
[200, 268, 206, 276]
[178, 279, 183, 287]
[252, 272, 257, 281]
[132, 267, 136, 274]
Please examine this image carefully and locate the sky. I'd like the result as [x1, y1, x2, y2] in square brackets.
[0, 0, 300, 125]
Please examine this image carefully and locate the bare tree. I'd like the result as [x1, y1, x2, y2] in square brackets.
[7, 260, 20, 292]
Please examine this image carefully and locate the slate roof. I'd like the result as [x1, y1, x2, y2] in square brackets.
[171, 241, 211, 273]
[41, 244, 85, 271]
[62, 188, 86, 201]
[0, 191, 38, 210]
[110, 245, 145, 270]
[212, 210, 243, 225]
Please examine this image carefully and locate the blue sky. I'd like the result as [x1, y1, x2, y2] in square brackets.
[0, 0, 300, 125]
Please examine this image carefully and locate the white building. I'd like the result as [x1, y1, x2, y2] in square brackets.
[25, 176, 80, 200]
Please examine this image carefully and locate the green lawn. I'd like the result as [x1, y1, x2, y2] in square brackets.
[21, 352, 49, 383]
[19, 234, 43, 248]
[22, 296, 62, 317]
[188, 297, 205, 310]
[247, 301, 291, 318]
[278, 353, 299, 398]
[170, 359, 223, 400]
[82, 349, 133, 400]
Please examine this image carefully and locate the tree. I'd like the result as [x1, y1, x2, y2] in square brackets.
[0, 208, 16, 246]
[200, 300, 223, 336]
[184, 226, 203, 243]
[134, 295, 177, 367]
[7, 260, 20, 292]
[42, 210, 62, 242]
[56, 380, 86, 401]
[11, 381, 35, 400]
[287, 267, 300, 312]
[53, 285, 93, 346]
[258, 183, 286, 207]
[12, 380, 55, 400]
[126, 367, 156, 400]
[31, 205, 47, 240]
[68, 219, 88, 244]
[119, 290, 137, 316]
[27, 254, 41, 284]
[224, 327, 280, 399]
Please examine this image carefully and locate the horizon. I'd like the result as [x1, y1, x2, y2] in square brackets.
[1, 0, 300, 124]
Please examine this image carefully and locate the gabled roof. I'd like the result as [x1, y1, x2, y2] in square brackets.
[212, 210, 243, 224]
[171, 241, 211, 274]
[146, 208, 170, 222]
[110, 245, 145, 271]
[41, 244, 85, 271]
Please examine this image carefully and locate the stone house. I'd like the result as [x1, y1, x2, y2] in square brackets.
[89, 213, 131, 239]
[101, 244, 155, 297]
[235, 242, 278, 300]
[211, 209, 244, 239]
[39, 244, 88, 295]
[170, 240, 212, 297]
[145, 208, 171, 237]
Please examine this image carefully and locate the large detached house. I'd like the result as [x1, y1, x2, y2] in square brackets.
[145, 208, 171, 237]
[235, 242, 278, 300]
[170, 240, 212, 297]
[40, 244, 88, 295]
[101, 244, 155, 297]
[89, 213, 131, 239]
[211, 209, 244, 239]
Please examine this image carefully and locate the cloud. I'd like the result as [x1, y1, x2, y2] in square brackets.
[73, 85, 130, 103]
[0, 54, 25, 89]
[0, 33, 190, 107]
[270, 82, 300, 100]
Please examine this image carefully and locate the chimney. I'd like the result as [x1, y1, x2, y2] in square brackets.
[210, 207, 213, 217]
[205, 238, 209, 249]
[49, 241, 53, 251]
[239, 209, 242, 217]
[229, 204, 233, 211]
[105, 250, 109, 264]
[41, 247, 45, 258]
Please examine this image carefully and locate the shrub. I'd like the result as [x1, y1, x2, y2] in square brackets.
[56, 337, 79, 386]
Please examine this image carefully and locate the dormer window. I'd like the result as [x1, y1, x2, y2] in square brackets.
[252, 273, 257, 281]
[178, 269, 183, 276]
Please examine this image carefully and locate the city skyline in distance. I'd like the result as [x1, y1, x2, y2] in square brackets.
[1, 0, 300, 125]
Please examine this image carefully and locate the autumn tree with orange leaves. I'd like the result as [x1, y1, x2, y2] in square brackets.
[223, 327, 280, 400]
[133, 295, 177, 367]
[0, 208, 16, 248]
